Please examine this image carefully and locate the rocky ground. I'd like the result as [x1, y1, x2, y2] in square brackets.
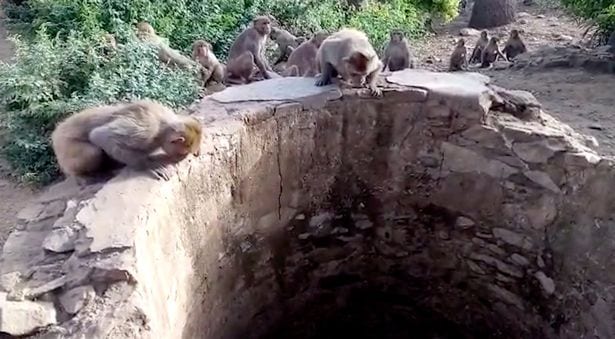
[0, 0, 613, 250]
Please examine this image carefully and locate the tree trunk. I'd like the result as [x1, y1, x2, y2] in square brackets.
[469, 0, 517, 29]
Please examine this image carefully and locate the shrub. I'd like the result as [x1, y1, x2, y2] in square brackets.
[0, 28, 199, 184]
[561, 0, 615, 44]
[0, 0, 464, 184]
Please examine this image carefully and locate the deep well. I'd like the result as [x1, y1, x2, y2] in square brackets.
[1, 70, 615, 339]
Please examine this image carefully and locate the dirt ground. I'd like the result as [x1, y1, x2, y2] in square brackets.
[0, 4, 38, 249]
[0, 1, 613, 249]
[414, 1, 615, 155]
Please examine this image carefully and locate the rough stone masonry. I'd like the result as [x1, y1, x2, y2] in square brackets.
[0, 70, 614, 339]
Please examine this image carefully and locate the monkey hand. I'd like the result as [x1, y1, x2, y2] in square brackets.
[368, 86, 383, 97]
[148, 165, 176, 181]
[315, 77, 331, 87]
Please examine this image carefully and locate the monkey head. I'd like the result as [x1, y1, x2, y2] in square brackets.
[103, 33, 117, 49]
[192, 40, 212, 59]
[136, 22, 155, 36]
[510, 29, 520, 38]
[164, 116, 203, 158]
[311, 31, 329, 48]
[457, 38, 466, 47]
[253, 16, 272, 36]
[480, 30, 488, 39]
[343, 51, 372, 87]
[389, 29, 404, 43]
[489, 37, 500, 44]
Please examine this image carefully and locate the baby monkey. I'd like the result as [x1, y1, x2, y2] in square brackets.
[449, 38, 468, 71]
[52, 100, 202, 182]
[480, 37, 506, 68]
[192, 39, 225, 86]
[382, 29, 415, 71]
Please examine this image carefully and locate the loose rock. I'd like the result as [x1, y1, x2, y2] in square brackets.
[534, 271, 555, 295]
[59, 285, 96, 314]
[460, 28, 480, 37]
[455, 216, 475, 229]
[0, 297, 57, 335]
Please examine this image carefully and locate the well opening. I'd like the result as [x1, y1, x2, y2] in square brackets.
[177, 89, 554, 339]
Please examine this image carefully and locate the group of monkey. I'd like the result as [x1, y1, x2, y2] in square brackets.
[449, 29, 528, 71]
[50, 16, 528, 184]
[133, 15, 427, 97]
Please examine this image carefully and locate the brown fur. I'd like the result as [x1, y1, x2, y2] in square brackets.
[502, 29, 527, 61]
[192, 40, 225, 85]
[136, 21, 196, 70]
[270, 27, 304, 65]
[481, 37, 506, 68]
[469, 30, 489, 64]
[315, 28, 382, 97]
[226, 16, 272, 84]
[382, 29, 415, 71]
[51, 100, 202, 181]
[283, 31, 329, 77]
[449, 38, 468, 71]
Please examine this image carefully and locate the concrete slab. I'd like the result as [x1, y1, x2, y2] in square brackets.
[211, 77, 341, 103]
[386, 69, 491, 98]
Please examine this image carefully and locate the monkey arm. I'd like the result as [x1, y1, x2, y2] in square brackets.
[89, 125, 171, 180]
[315, 62, 334, 86]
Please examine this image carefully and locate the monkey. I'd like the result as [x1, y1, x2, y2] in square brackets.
[136, 21, 196, 70]
[51, 100, 202, 182]
[469, 30, 489, 64]
[283, 31, 329, 77]
[226, 16, 273, 83]
[449, 38, 468, 71]
[315, 28, 383, 97]
[480, 37, 507, 68]
[381, 29, 415, 72]
[270, 27, 304, 65]
[103, 33, 117, 49]
[502, 29, 527, 61]
[225, 51, 257, 84]
[192, 39, 225, 85]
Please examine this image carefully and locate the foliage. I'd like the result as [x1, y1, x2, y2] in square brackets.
[561, 0, 615, 43]
[3, 0, 463, 55]
[0, 0, 464, 184]
[0, 28, 199, 184]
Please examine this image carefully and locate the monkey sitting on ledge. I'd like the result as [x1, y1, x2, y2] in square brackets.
[51, 100, 202, 182]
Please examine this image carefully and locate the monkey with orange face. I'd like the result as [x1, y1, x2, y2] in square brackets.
[52, 100, 202, 182]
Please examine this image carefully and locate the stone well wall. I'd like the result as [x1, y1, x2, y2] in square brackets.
[1, 71, 615, 339]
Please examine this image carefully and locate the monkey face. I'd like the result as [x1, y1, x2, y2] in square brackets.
[346, 71, 366, 87]
[390, 31, 403, 42]
[457, 38, 465, 46]
[255, 18, 272, 36]
[511, 30, 519, 38]
[481, 31, 488, 39]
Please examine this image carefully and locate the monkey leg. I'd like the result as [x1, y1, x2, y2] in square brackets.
[315, 62, 336, 86]
[58, 140, 106, 177]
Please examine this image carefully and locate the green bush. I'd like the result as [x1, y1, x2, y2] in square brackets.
[4, 0, 461, 56]
[561, 0, 615, 43]
[0, 0, 465, 184]
[0, 28, 200, 184]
